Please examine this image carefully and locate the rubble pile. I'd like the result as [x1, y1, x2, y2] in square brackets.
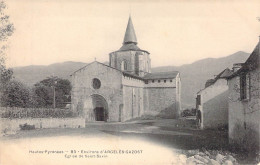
[177, 149, 238, 165]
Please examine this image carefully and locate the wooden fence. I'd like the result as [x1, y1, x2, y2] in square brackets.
[0, 107, 79, 118]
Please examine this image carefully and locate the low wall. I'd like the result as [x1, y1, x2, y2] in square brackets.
[0, 107, 78, 118]
[0, 118, 85, 136]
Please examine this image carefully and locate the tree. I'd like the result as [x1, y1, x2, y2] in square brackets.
[0, 1, 14, 42]
[0, 80, 30, 107]
[0, 1, 15, 106]
[33, 76, 71, 108]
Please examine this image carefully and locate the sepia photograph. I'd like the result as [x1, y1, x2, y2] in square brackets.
[0, 0, 260, 164]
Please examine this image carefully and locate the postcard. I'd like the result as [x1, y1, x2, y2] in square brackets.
[0, 0, 260, 164]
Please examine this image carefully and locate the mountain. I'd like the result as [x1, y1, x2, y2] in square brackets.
[12, 61, 87, 86]
[12, 51, 249, 109]
[151, 51, 250, 108]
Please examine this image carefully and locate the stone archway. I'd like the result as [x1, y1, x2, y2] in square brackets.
[91, 94, 108, 122]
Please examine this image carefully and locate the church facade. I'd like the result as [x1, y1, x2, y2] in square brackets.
[70, 17, 181, 122]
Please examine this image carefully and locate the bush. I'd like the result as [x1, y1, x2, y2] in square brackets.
[0, 107, 78, 118]
[181, 108, 196, 117]
[0, 80, 30, 107]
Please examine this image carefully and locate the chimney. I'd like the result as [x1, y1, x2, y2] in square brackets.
[232, 63, 243, 72]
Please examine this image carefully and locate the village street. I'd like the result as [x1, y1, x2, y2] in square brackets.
[2, 119, 229, 151]
[1, 119, 250, 165]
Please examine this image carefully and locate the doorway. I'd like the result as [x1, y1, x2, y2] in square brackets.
[91, 94, 108, 122]
[94, 107, 105, 121]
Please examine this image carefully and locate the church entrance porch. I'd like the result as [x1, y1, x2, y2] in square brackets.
[91, 94, 108, 122]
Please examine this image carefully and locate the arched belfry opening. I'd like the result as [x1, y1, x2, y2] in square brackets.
[121, 60, 128, 71]
[91, 94, 108, 121]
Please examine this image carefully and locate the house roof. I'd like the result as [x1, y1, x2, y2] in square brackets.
[228, 41, 260, 79]
[215, 68, 233, 79]
[203, 68, 233, 88]
[143, 71, 179, 80]
[205, 79, 215, 88]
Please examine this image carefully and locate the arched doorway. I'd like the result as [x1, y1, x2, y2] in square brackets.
[91, 94, 108, 122]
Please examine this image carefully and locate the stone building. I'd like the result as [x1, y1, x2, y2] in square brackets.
[227, 37, 260, 153]
[196, 68, 232, 129]
[70, 16, 181, 122]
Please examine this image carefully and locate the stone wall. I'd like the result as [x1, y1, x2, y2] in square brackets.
[145, 78, 176, 88]
[122, 75, 180, 120]
[122, 75, 145, 121]
[71, 61, 181, 122]
[143, 74, 180, 118]
[109, 50, 151, 76]
[144, 87, 178, 118]
[228, 68, 260, 153]
[123, 86, 144, 121]
[0, 118, 85, 136]
[71, 62, 123, 122]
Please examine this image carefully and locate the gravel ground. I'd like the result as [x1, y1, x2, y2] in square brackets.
[1, 119, 259, 164]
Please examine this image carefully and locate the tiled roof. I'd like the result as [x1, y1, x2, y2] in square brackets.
[203, 68, 233, 88]
[116, 44, 149, 54]
[205, 79, 215, 88]
[122, 72, 144, 80]
[119, 43, 141, 51]
[143, 71, 179, 80]
[216, 68, 233, 79]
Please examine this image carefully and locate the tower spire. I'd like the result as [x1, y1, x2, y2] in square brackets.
[123, 16, 137, 44]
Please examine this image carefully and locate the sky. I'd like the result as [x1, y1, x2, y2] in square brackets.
[5, 0, 260, 68]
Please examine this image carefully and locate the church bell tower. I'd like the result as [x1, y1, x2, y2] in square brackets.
[109, 16, 151, 77]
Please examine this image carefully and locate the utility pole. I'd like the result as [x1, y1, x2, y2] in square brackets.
[53, 85, 56, 109]
[53, 79, 57, 109]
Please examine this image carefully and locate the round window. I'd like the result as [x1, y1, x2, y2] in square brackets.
[92, 78, 101, 89]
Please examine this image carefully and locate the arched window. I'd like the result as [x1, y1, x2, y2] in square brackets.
[121, 60, 127, 71]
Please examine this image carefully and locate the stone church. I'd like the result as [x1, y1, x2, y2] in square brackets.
[71, 17, 181, 122]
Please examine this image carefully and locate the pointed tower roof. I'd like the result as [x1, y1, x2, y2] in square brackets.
[123, 16, 137, 44]
[115, 16, 149, 53]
